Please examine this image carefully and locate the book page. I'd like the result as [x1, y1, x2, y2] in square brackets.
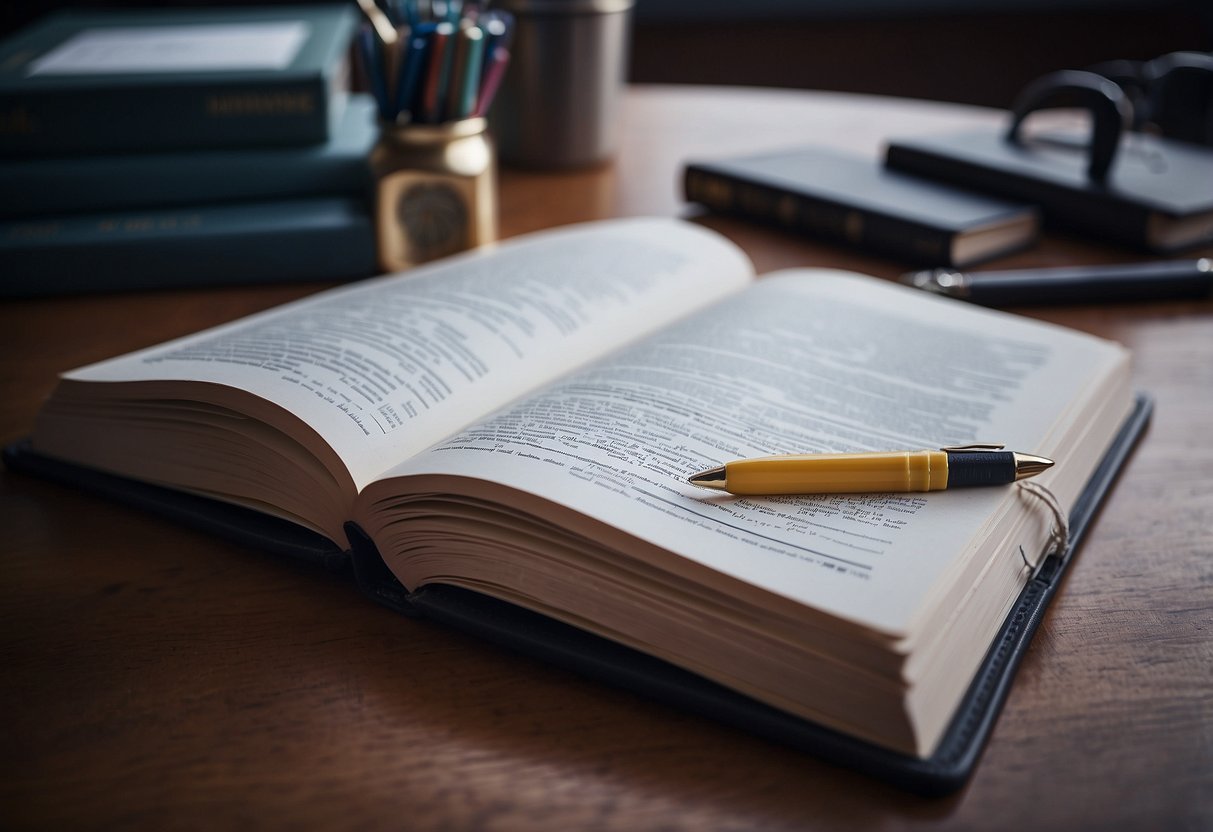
[27, 22, 311, 75]
[373, 271, 1130, 637]
[59, 219, 754, 491]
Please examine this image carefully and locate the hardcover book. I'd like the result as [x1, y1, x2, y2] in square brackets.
[0, 95, 377, 218]
[885, 128, 1213, 253]
[0, 197, 376, 296]
[0, 5, 356, 155]
[684, 145, 1039, 267]
[5, 218, 1146, 793]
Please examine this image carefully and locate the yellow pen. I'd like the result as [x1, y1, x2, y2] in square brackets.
[687, 444, 1053, 496]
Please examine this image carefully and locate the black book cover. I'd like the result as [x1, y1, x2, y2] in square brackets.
[885, 129, 1213, 252]
[684, 145, 1039, 267]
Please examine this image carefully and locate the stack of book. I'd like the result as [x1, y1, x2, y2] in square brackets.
[0, 5, 379, 297]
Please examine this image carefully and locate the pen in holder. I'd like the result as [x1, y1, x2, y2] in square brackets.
[355, 1, 512, 271]
[369, 117, 496, 271]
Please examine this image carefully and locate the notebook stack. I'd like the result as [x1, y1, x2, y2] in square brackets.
[0, 5, 379, 297]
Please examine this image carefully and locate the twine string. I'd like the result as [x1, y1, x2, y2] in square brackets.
[1015, 479, 1070, 575]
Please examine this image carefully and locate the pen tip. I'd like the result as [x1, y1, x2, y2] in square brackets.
[1013, 453, 1054, 480]
[688, 465, 727, 489]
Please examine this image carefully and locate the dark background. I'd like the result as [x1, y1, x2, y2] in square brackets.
[3, 0, 1211, 109]
[631, 0, 1213, 108]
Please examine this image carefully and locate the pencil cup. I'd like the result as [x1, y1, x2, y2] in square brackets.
[490, 0, 634, 169]
[370, 117, 497, 272]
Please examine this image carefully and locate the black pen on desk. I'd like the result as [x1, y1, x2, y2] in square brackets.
[901, 258, 1213, 306]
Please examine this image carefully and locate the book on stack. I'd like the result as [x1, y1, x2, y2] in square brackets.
[884, 128, 1213, 253]
[683, 145, 1040, 267]
[0, 5, 378, 296]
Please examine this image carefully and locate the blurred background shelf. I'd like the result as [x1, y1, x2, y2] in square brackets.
[5, 0, 1208, 110]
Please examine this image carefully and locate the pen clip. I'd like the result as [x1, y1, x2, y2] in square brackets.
[940, 443, 1005, 452]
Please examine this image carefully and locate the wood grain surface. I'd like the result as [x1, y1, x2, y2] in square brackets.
[2, 86, 1210, 831]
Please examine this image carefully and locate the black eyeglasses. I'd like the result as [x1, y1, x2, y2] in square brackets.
[1087, 51, 1213, 146]
[1004, 51, 1213, 185]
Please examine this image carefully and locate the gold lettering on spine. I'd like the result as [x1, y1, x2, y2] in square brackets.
[205, 91, 316, 118]
[688, 172, 733, 209]
[0, 106, 37, 135]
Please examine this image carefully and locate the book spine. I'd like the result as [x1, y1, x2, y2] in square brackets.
[0, 77, 333, 156]
[0, 198, 377, 297]
[684, 165, 954, 265]
[883, 144, 1150, 250]
[345, 522, 420, 617]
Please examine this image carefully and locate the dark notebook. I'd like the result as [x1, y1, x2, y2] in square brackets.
[885, 129, 1213, 253]
[684, 145, 1039, 266]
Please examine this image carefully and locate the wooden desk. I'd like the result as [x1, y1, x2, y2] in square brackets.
[2, 86, 1210, 830]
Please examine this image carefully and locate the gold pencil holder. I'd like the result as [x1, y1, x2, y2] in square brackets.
[369, 117, 497, 272]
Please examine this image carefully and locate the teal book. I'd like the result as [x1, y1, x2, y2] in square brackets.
[0, 95, 376, 219]
[0, 197, 376, 296]
[0, 5, 357, 155]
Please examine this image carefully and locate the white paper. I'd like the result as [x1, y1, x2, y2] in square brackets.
[27, 22, 311, 76]
[383, 271, 1129, 636]
[63, 219, 754, 491]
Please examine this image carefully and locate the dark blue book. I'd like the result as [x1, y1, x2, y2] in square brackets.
[886, 128, 1213, 253]
[0, 96, 377, 219]
[0, 5, 356, 155]
[685, 145, 1040, 267]
[0, 197, 376, 296]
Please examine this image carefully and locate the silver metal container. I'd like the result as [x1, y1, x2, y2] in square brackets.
[490, 0, 634, 169]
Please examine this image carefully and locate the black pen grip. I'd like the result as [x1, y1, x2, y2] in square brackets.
[946, 451, 1017, 487]
[966, 259, 1212, 305]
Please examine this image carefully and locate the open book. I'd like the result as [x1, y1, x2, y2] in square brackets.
[24, 218, 1139, 787]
